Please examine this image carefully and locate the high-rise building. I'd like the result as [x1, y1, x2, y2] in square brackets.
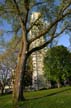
[29, 12, 47, 90]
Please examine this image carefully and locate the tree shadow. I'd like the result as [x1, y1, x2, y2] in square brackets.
[26, 87, 71, 101]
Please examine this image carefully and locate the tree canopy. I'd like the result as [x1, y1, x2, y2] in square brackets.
[0, 0, 71, 60]
[44, 45, 71, 87]
[0, 0, 71, 103]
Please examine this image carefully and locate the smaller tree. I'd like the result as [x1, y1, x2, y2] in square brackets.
[44, 45, 71, 88]
[0, 64, 10, 95]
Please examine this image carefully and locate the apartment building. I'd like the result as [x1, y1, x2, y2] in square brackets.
[29, 12, 47, 90]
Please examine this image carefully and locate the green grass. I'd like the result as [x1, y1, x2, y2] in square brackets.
[0, 86, 71, 108]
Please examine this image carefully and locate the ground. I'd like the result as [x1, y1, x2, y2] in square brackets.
[0, 86, 71, 108]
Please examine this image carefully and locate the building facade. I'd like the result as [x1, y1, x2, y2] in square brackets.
[29, 12, 47, 90]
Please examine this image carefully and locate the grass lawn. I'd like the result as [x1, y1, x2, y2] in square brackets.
[0, 86, 71, 108]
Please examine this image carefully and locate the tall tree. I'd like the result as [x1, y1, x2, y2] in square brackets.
[0, 0, 71, 104]
[44, 46, 71, 88]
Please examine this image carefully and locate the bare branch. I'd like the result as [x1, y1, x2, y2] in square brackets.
[54, 26, 67, 37]
[27, 14, 42, 33]
[24, 0, 29, 10]
[31, 2, 47, 9]
[29, 10, 71, 44]
[24, 0, 30, 27]
[60, 0, 71, 14]
[0, 38, 21, 61]
[27, 26, 67, 57]
[12, 0, 28, 45]
[50, 23, 58, 36]
[12, 0, 25, 31]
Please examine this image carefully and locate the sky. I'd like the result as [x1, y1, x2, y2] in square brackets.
[0, 21, 70, 47]
[0, 20, 13, 43]
[58, 33, 70, 48]
[33, 0, 70, 48]
[0, 0, 70, 54]
[1, 18, 70, 47]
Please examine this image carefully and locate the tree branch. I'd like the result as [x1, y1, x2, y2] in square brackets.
[27, 14, 42, 33]
[50, 23, 58, 36]
[12, 0, 28, 46]
[31, 2, 48, 9]
[0, 38, 21, 61]
[59, 0, 71, 14]
[12, 0, 25, 31]
[27, 26, 67, 57]
[29, 10, 71, 44]
[24, 0, 30, 28]
[54, 26, 67, 37]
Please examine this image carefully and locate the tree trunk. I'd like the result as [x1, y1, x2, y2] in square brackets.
[1, 87, 4, 95]
[13, 37, 27, 104]
[0, 82, 4, 95]
[57, 80, 61, 88]
[18, 56, 27, 101]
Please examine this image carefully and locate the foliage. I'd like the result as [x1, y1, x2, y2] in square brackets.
[0, 0, 71, 59]
[0, 0, 71, 102]
[44, 45, 71, 82]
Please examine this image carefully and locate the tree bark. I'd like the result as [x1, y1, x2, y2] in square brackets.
[1, 87, 4, 95]
[57, 80, 61, 88]
[18, 55, 28, 101]
[12, 0, 28, 103]
[0, 82, 4, 95]
[13, 35, 27, 104]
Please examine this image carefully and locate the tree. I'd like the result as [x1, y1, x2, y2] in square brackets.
[0, 0, 71, 104]
[0, 53, 17, 95]
[44, 45, 71, 88]
[0, 62, 11, 95]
